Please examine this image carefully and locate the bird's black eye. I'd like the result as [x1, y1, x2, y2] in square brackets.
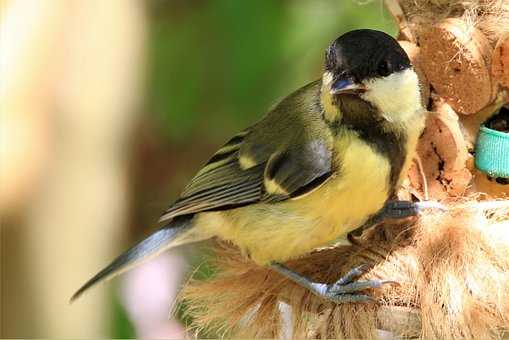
[378, 60, 391, 77]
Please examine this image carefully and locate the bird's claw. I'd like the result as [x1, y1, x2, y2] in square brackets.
[312, 264, 397, 304]
[414, 200, 448, 212]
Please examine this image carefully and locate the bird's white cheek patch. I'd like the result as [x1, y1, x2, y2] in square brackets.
[361, 69, 422, 123]
[322, 71, 334, 88]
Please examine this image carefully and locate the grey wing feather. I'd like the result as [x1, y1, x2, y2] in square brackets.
[159, 80, 333, 222]
[165, 161, 264, 218]
[263, 140, 332, 202]
[159, 131, 265, 221]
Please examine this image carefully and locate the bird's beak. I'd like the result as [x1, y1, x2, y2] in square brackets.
[330, 78, 366, 95]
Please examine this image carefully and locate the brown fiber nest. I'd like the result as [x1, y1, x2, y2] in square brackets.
[398, 0, 509, 45]
[179, 200, 509, 339]
[390, 0, 509, 112]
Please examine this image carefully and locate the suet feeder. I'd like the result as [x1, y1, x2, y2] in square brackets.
[178, 1, 509, 338]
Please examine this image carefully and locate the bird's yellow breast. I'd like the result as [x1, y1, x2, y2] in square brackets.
[195, 129, 391, 265]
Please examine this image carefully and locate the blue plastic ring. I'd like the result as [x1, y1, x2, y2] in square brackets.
[475, 125, 509, 178]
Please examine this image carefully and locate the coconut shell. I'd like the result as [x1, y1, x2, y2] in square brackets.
[399, 41, 431, 108]
[492, 33, 509, 89]
[419, 18, 495, 114]
[408, 99, 472, 199]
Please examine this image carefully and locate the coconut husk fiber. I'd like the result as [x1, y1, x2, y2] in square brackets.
[419, 18, 496, 114]
[178, 200, 509, 339]
[391, 0, 509, 113]
[398, 0, 509, 45]
[407, 96, 473, 200]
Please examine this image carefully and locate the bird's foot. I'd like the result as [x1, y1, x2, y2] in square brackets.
[310, 264, 396, 303]
[271, 262, 398, 304]
[350, 200, 447, 241]
[271, 262, 395, 304]
[381, 199, 447, 220]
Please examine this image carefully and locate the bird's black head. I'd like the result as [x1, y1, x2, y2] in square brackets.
[323, 29, 411, 95]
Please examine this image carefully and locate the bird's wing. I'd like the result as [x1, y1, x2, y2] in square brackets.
[159, 81, 333, 222]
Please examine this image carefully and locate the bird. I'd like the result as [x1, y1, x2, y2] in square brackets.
[72, 29, 427, 304]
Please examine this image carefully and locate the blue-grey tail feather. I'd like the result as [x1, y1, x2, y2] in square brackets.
[70, 215, 193, 302]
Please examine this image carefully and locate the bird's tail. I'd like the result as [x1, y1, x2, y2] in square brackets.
[71, 215, 199, 302]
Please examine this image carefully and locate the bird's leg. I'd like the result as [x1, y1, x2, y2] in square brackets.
[271, 262, 395, 304]
[369, 199, 446, 225]
[272, 201, 445, 303]
[348, 200, 447, 243]
[382, 200, 446, 219]
[352, 200, 446, 235]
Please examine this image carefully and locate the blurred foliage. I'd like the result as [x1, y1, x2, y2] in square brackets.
[111, 291, 136, 338]
[147, 0, 396, 142]
[115, 0, 396, 337]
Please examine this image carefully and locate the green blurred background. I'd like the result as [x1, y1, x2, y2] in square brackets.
[1, 0, 395, 338]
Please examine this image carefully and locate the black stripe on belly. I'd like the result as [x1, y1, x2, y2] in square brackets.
[336, 95, 407, 193]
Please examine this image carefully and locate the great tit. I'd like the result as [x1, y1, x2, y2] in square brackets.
[72, 29, 426, 304]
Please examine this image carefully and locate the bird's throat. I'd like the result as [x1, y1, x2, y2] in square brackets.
[320, 83, 341, 124]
